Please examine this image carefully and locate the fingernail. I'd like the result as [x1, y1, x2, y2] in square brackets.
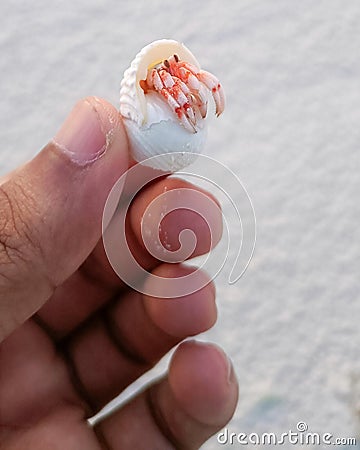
[189, 340, 234, 385]
[53, 97, 117, 165]
[226, 356, 235, 384]
[211, 344, 234, 385]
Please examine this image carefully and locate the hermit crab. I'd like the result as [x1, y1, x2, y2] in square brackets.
[120, 39, 225, 171]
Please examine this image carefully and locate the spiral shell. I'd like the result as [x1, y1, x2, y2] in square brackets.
[120, 39, 225, 171]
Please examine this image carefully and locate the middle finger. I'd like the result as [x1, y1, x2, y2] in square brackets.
[64, 263, 217, 412]
[36, 177, 222, 339]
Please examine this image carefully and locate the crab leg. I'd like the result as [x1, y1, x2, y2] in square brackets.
[145, 68, 197, 132]
[178, 67, 202, 91]
[196, 70, 225, 117]
[143, 54, 224, 132]
[166, 60, 208, 118]
[147, 68, 163, 91]
[171, 59, 225, 117]
[158, 70, 197, 128]
[161, 89, 196, 133]
[171, 77, 200, 122]
[192, 83, 208, 118]
[169, 78, 197, 125]
[167, 57, 222, 117]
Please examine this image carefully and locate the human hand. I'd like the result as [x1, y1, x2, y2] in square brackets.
[0, 97, 238, 449]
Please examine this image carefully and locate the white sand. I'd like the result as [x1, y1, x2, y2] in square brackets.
[1, 1, 359, 448]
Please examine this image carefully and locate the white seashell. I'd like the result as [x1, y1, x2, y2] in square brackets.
[120, 39, 225, 172]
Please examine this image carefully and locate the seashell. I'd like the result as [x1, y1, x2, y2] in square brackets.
[120, 39, 225, 171]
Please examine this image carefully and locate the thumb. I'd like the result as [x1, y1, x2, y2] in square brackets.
[0, 97, 128, 341]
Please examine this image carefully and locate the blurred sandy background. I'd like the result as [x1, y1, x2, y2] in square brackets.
[1, 1, 359, 448]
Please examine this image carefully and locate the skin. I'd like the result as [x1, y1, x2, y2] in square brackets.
[0, 97, 238, 449]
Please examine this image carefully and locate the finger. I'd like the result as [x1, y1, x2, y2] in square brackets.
[0, 97, 128, 341]
[37, 177, 222, 339]
[0, 320, 84, 428]
[0, 265, 216, 427]
[95, 341, 238, 449]
[65, 264, 217, 410]
[129, 176, 222, 258]
[2, 406, 101, 450]
[2, 343, 237, 449]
